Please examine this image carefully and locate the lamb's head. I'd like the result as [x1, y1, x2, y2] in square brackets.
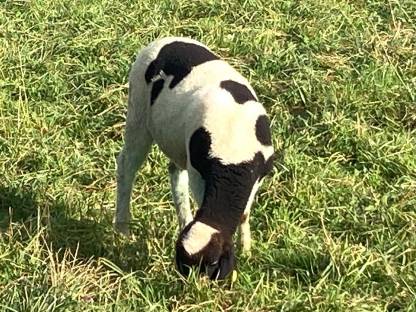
[175, 221, 235, 280]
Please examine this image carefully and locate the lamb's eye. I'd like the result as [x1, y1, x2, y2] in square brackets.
[209, 261, 218, 266]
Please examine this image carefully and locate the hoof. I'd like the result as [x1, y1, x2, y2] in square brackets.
[242, 249, 252, 258]
[114, 222, 130, 236]
[241, 243, 252, 257]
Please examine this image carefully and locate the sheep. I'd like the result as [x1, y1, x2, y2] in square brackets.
[114, 37, 274, 280]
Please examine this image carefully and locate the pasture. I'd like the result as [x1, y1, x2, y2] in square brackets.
[0, 0, 415, 310]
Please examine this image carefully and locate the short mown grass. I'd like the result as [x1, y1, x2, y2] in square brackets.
[1, 0, 415, 311]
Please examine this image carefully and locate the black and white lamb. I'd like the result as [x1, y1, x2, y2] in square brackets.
[115, 37, 274, 280]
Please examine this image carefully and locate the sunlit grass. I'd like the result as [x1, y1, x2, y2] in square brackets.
[0, 0, 415, 310]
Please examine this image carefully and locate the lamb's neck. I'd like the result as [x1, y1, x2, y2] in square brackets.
[194, 185, 249, 235]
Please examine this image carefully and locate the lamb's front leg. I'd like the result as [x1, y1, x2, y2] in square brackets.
[239, 212, 252, 254]
[169, 163, 193, 230]
[239, 180, 262, 254]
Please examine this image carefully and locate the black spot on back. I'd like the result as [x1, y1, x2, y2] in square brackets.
[255, 115, 272, 145]
[189, 127, 273, 234]
[145, 41, 219, 89]
[220, 80, 256, 104]
[150, 79, 165, 105]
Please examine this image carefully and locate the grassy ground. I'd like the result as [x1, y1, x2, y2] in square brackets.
[0, 0, 415, 311]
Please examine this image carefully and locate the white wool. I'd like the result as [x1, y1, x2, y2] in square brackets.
[182, 221, 219, 255]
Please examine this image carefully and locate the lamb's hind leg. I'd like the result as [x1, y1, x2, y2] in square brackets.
[115, 125, 152, 235]
[169, 163, 193, 230]
[115, 95, 153, 235]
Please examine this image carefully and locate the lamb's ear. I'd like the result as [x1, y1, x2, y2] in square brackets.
[210, 245, 235, 280]
[176, 254, 190, 277]
[259, 152, 275, 179]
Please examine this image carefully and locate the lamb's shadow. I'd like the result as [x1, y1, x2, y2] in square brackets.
[47, 200, 153, 271]
[0, 184, 152, 271]
[0, 184, 38, 229]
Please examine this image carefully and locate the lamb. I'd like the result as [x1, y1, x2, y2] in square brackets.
[114, 37, 274, 280]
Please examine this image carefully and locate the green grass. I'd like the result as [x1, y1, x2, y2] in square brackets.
[1, 0, 415, 310]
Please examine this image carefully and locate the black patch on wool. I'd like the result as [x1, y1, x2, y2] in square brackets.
[220, 80, 256, 104]
[189, 127, 274, 234]
[255, 115, 272, 145]
[150, 79, 165, 105]
[145, 41, 219, 89]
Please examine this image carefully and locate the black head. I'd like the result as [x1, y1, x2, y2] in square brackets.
[175, 222, 235, 280]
